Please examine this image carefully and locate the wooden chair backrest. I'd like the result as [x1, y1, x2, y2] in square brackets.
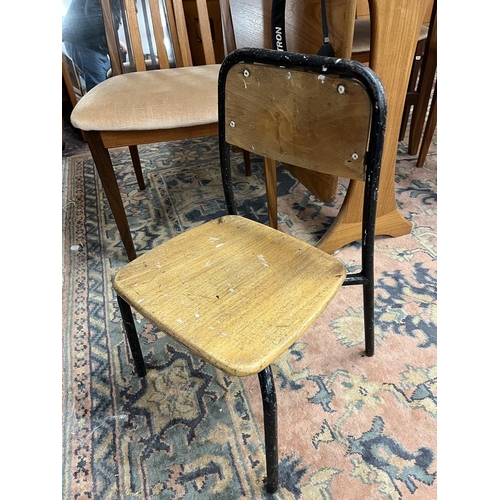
[224, 57, 372, 181]
[222, 0, 356, 58]
[100, 0, 217, 75]
[62, 53, 86, 108]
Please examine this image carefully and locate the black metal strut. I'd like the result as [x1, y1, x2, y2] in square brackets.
[117, 295, 147, 377]
[258, 366, 279, 493]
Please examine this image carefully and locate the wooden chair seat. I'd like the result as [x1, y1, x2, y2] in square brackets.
[72, 64, 221, 132]
[113, 215, 346, 377]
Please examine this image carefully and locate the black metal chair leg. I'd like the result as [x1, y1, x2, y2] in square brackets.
[363, 281, 375, 357]
[117, 295, 147, 377]
[258, 366, 279, 493]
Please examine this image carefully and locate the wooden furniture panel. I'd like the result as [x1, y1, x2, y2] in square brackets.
[356, 0, 370, 18]
[225, 64, 371, 181]
[228, 0, 355, 58]
[62, 53, 85, 110]
[183, 0, 226, 64]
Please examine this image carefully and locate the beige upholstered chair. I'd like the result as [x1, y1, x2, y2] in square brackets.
[70, 0, 225, 261]
[113, 47, 387, 493]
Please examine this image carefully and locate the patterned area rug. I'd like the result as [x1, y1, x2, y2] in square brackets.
[62, 135, 437, 499]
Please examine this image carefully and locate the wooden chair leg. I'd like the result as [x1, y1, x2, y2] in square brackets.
[407, 2, 437, 155]
[258, 366, 279, 493]
[243, 150, 252, 176]
[117, 296, 147, 377]
[263, 157, 278, 229]
[128, 145, 146, 190]
[230, 146, 252, 176]
[416, 83, 437, 168]
[399, 38, 426, 141]
[85, 131, 138, 261]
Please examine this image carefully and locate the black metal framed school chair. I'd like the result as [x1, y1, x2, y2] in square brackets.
[112, 47, 387, 494]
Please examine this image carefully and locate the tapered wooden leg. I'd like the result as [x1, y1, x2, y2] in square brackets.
[263, 157, 278, 229]
[85, 131, 137, 261]
[128, 145, 146, 190]
[416, 83, 436, 168]
[230, 146, 252, 176]
[243, 150, 252, 176]
[399, 39, 426, 142]
[407, 2, 437, 156]
[258, 366, 278, 493]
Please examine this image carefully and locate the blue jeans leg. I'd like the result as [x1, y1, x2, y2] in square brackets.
[64, 42, 111, 92]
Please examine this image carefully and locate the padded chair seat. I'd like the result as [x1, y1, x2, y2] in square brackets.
[352, 18, 429, 53]
[71, 64, 221, 132]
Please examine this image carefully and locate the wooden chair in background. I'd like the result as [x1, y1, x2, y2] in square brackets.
[113, 47, 387, 493]
[399, 0, 437, 167]
[415, 82, 436, 168]
[70, 0, 226, 261]
[62, 53, 86, 137]
[62, 53, 86, 112]
[351, 0, 436, 166]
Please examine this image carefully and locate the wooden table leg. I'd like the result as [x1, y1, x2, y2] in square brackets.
[416, 82, 437, 168]
[86, 131, 138, 261]
[264, 157, 278, 229]
[317, 0, 430, 253]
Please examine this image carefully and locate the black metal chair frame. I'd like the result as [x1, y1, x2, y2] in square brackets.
[116, 47, 386, 494]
